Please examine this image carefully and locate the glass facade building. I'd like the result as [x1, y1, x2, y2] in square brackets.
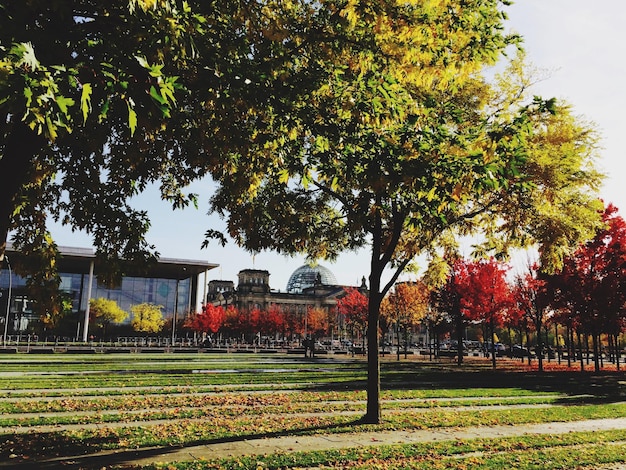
[1, 244, 217, 339]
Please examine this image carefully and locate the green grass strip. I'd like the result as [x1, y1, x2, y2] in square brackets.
[132, 430, 626, 469]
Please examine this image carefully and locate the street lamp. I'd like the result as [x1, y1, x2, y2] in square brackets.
[3, 256, 12, 346]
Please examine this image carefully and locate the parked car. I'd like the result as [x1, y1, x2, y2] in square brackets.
[483, 342, 507, 356]
[509, 345, 535, 358]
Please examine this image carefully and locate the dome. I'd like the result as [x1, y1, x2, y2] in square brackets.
[286, 264, 338, 293]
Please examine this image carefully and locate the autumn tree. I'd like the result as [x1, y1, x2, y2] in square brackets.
[430, 258, 472, 365]
[337, 288, 369, 354]
[381, 281, 429, 360]
[208, 5, 603, 423]
[0, 0, 321, 288]
[130, 303, 164, 334]
[221, 306, 242, 342]
[4, 2, 605, 425]
[503, 285, 533, 364]
[555, 203, 626, 371]
[457, 259, 512, 370]
[306, 307, 329, 338]
[185, 304, 226, 340]
[512, 265, 552, 371]
[261, 304, 288, 340]
[89, 297, 128, 339]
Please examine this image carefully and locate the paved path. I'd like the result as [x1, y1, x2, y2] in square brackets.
[7, 417, 626, 469]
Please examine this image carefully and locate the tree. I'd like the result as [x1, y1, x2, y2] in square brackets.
[554, 203, 626, 371]
[457, 258, 512, 370]
[512, 265, 552, 371]
[208, 5, 604, 423]
[3, 1, 604, 426]
[89, 297, 128, 338]
[431, 258, 472, 365]
[267, 305, 287, 337]
[306, 307, 329, 338]
[221, 305, 243, 341]
[381, 281, 429, 360]
[130, 302, 164, 334]
[185, 304, 226, 337]
[0, 0, 317, 285]
[336, 287, 368, 354]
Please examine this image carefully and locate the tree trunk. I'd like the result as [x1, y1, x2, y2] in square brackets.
[0, 121, 44, 257]
[567, 325, 572, 368]
[404, 327, 409, 359]
[525, 328, 531, 366]
[577, 331, 585, 371]
[364, 285, 382, 423]
[490, 319, 496, 370]
[593, 333, 600, 372]
[536, 321, 544, 372]
[396, 324, 401, 361]
[545, 326, 551, 363]
[555, 323, 561, 365]
[456, 310, 464, 366]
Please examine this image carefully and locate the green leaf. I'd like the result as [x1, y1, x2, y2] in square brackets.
[80, 83, 92, 123]
[127, 102, 137, 136]
[98, 100, 109, 123]
[23, 87, 33, 107]
[15, 42, 39, 70]
[150, 85, 167, 104]
[56, 95, 75, 116]
[278, 169, 290, 184]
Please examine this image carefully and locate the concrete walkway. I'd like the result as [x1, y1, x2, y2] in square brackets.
[11, 417, 626, 469]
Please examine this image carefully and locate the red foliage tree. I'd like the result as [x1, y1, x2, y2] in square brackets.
[222, 305, 245, 341]
[556, 203, 626, 371]
[457, 258, 512, 369]
[264, 304, 287, 337]
[337, 288, 369, 353]
[185, 304, 226, 341]
[511, 265, 552, 371]
[432, 259, 472, 365]
[249, 305, 288, 344]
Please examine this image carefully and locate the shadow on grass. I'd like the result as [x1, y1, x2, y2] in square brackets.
[305, 361, 626, 404]
[0, 418, 365, 469]
[375, 361, 626, 400]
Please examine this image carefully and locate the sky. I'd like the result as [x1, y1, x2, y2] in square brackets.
[49, 1, 626, 293]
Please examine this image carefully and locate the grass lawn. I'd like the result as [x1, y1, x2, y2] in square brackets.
[0, 351, 625, 469]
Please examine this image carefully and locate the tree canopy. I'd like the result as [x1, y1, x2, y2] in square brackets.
[0, 0, 315, 278]
[89, 297, 128, 336]
[130, 302, 164, 334]
[207, 3, 604, 422]
[381, 280, 430, 360]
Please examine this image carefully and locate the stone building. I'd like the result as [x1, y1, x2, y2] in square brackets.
[207, 264, 368, 340]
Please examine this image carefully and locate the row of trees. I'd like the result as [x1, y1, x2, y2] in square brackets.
[185, 289, 370, 348]
[383, 202, 626, 374]
[186, 201, 626, 376]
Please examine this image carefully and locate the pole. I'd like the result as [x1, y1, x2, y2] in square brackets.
[82, 260, 94, 342]
[3, 256, 12, 346]
[171, 278, 179, 346]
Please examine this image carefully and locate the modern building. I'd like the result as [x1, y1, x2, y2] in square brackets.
[0, 243, 217, 340]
